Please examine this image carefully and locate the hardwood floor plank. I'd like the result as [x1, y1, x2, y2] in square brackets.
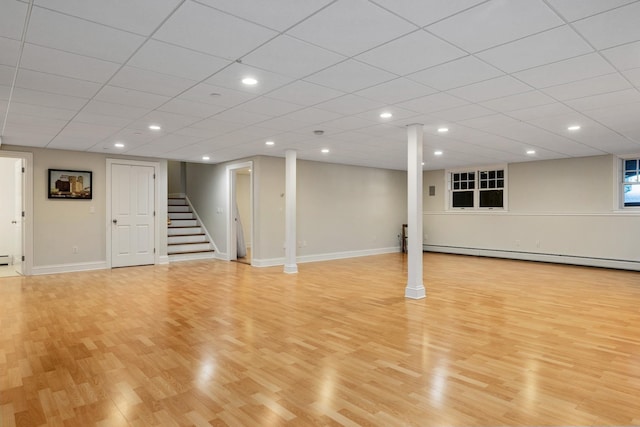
[1, 253, 640, 425]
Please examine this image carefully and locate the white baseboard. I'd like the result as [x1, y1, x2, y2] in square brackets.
[252, 246, 400, 268]
[424, 245, 640, 271]
[158, 255, 169, 265]
[32, 261, 108, 276]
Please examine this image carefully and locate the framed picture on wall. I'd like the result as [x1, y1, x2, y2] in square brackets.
[48, 169, 93, 199]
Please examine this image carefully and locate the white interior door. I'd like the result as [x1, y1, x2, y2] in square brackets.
[111, 163, 155, 267]
[13, 159, 24, 274]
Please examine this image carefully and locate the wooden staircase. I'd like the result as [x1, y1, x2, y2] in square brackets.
[168, 198, 215, 261]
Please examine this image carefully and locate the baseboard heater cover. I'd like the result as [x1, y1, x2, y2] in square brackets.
[423, 244, 640, 271]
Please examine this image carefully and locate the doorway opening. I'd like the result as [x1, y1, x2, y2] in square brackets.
[227, 162, 253, 265]
[0, 151, 32, 277]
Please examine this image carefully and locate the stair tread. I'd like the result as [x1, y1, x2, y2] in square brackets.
[168, 241, 210, 246]
[168, 249, 215, 255]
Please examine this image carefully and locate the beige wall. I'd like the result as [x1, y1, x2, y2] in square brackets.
[187, 156, 407, 264]
[167, 160, 185, 195]
[1, 145, 168, 270]
[423, 155, 640, 267]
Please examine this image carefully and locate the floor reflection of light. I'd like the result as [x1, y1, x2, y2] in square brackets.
[197, 359, 216, 388]
[318, 366, 336, 411]
[524, 360, 538, 411]
[430, 362, 447, 407]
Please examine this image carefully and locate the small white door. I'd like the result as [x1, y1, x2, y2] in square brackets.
[13, 159, 24, 274]
[111, 163, 155, 267]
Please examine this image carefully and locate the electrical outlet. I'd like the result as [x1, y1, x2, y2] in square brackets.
[72, 246, 78, 254]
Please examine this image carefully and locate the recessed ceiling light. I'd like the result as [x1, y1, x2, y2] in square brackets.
[148, 125, 161, 131]
[567, 125, 581, 131]
[421, 162, 425, 166]
[242, 77, 258, 86]
[202, 156, 210, 161]
[434, 150, 443, 156]
[526, 150, 536, 155]
[437, 127, 449, 133]
[380, 112, 393, 119]
[321, 148, 330, 154]
[114, 142, 125, 148]
[265, 140, 275, 146]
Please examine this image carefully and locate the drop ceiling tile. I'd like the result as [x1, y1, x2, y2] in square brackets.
[55, 121, 121, 139]
[319, 115, 378, 131]
[242, 35, 346, 78]
[477, 26, 593, 73]
[458, 114, 524, 130]
[602, 41, 640, 72]
[204, 63, 294, 95]
[480, 90, 556, 112]
[567, 102, 640, 132]
[449, 76, 532, 103]
[153, 1, 277, 59]
[27, 7, 145, 63]
[493, 122, 604, 156]
[34, 0, 182, 36]
[188, 117, 247, 134]
[426, 0, 563, 53]
[355, 78, 437, 105]
[565, 88, 640, 112]
[316, 94, 386, 116]
[267, 81, 344, 106]
[397, 92, 468, 114]
[9, 101, 78, 120]
[431, 104, 495, 122]
[0, 0, 28, 40]
[83, 100, 151, 120]
[180, 83, 255, 107]
[129, 40, 231, 81]
[0, 65, 13, 86]
[370, 0, 487, 27]
[198, 0, 333, 31]
[131, 111, 201, 133]
[513, 53, 616, 89]
[407, 56, 503, 90]
[158, 99, 226, 119]
[622, 67, 640, 87]
[0, 129, 53, 147]
[238, 97, 304, 117]
[259, 108, 342, 131]
[506, 102, 574, 121]
[12, 87, 87, 110]
[15, 69, 101, 98]
[545, 0, 636, 22]
[287, 0, 417, 57]
[572, 2, 640, 49]
[73, 112, 132, 128]
[110, 66, 197, 97]
[0, 37, 21, 66]
[304, 60, 396, 93]
[20, 43, 120, 83]
[541, 73, 632, 100]
[211, 107, 272, 126]
[6, 113, 68, 132]
[95, 86, 170, 109]
[356, 30, 465, 76]
[356, 106, 421, 124]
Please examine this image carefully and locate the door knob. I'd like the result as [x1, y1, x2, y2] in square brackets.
[112, 219, 118, 224]
[11, 220, 17, 224]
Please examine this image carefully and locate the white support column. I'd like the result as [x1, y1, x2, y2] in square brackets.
[284, 149, 298, 274]
[405, 124, 426, 299]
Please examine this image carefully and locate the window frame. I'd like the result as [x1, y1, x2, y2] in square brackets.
[615, 154, 640, 210]
[445, 164, 508, 211]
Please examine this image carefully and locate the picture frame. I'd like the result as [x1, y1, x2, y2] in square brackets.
[48, 169, 93, 200]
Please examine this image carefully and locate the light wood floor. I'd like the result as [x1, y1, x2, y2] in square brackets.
[1, 253, 639, 426]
